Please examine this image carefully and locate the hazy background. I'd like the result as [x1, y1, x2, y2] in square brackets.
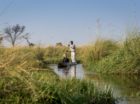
[0, 0, 140, 46]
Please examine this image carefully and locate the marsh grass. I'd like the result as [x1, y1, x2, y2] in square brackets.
[0, 47, 115, 104]
[78, 39, 118, 71]
[45, 46, 67, 64]
[1, 29, 139, 75]
[0, 72, 115, 104]
[80, 29, 140, 74]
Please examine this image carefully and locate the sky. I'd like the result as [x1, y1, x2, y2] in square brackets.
[0, 0, 140, 46]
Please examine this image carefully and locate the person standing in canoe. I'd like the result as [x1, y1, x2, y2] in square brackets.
[68, 41, 76, 64]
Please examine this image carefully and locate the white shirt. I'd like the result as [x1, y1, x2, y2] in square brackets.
[70, 44, 75, 52]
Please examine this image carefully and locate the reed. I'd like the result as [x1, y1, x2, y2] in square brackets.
[0, 47, 115, 104]
[78, 39, 118, 70]
[80, 29, 140, 74]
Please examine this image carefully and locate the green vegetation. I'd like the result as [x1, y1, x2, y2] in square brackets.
[79, 29, 140, 74]
[86, 74, 140, 97]
[0, 47, 115, 104]
[1, 28, 139, 75]
[45, 46, 68, 64]
[1, 25, 139, 103]
[2, 28, 139, 75]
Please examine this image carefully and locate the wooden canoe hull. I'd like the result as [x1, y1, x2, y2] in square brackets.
[58, 62, 76, 68]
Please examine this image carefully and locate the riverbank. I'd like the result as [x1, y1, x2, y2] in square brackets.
[79, 30, 140, 74]
[0, 30, 139, 103]
[2, 29, 139, 75]
[0, 47, 115, 104]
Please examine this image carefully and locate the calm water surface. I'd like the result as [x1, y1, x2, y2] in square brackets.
[49, 64, 140, 104]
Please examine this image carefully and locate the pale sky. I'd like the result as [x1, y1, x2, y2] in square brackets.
[0, 0, 140, 46]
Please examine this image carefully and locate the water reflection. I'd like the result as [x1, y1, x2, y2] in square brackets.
[70, 65, 76, 78]
[50, 64, 140, 104]
[85, 74, 140, 104]
[50, 64, 84, 79]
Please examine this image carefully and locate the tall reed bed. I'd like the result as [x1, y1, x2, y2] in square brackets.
[0, 48, 115, 104]
[0, 46, 67, 68]
[79, 29, 140, 74]
[45, 46, 68, 63]
[0, 72, 115, 104]
[78, 39, 118, 70]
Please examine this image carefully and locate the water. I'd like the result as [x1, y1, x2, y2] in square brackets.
[49, 64, 140, 104]
[49, 64, 84, 79]
[85, 73, 140, 104]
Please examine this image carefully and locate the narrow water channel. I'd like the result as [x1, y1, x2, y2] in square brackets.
[49, 64, 140, 104]
[49, 64, 84, 79]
